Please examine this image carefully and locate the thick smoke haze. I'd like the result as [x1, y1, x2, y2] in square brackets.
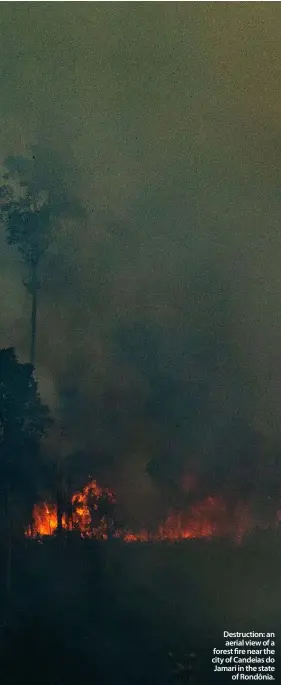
[1, 4, 281, 523]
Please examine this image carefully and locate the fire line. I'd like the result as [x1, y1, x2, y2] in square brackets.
[25, 479, 258, 543]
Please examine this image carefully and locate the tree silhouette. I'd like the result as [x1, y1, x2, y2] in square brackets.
[0, 149, 84, 366]
[0, 158, 52, 365]
[0, 347, 51, 593]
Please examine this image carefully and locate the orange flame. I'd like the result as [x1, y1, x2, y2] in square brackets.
[26, 503, 60, 537]
[26, 480, 255, 543]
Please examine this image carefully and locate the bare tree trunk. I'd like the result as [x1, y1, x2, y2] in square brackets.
[4, 485, 12, 599]
[29, 194, 39, 367]
[56, 471, 64, 535]
[57, 493, 63, 534]
[66, 481, 73, 531]
[30, 278, 37, 367]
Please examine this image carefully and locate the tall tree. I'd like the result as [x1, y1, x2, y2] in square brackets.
[0, 149, 84, 366]
[1, 158, 51, 365]
[0, 347, 51, 594]
[0, 157, 52, 365]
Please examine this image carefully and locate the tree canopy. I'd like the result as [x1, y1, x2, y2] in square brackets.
[0, 347, 51, 512]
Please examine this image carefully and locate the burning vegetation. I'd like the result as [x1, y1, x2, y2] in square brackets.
[26, 478, 264, 543]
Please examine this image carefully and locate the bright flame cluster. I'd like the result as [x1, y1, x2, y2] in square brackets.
[26, 480, 253, 543]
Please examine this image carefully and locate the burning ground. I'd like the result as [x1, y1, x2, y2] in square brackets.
[25, 470, 281, 545]
[26, 415, 281, 545]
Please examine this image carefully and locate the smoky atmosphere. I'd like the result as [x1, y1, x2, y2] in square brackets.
[0, 4, 281, 685]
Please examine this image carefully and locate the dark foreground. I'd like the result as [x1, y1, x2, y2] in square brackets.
[0, 531, 280, 684]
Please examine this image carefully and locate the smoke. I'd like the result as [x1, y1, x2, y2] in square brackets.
[1, 4, 281, 519]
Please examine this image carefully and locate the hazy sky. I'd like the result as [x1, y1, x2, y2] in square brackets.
[1, 4, 281, 520]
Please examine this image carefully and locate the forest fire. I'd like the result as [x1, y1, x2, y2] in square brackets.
[26, 479, 255, 543]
